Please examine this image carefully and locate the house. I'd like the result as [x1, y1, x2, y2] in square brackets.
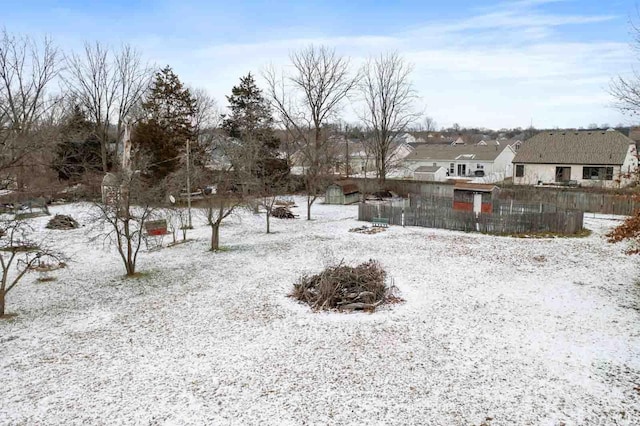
[512, 130, 638, 188]
[388, 139, 415, 165]
[325, 181, 360, 205]
[329, 140, 374, 176]
[451, 136, 466, 146]
[413, 165, 448, 182]
[402, 144, 516, 180]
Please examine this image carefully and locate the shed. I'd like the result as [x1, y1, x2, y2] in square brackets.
[452, 182, 499, 213]
[325, 181, 360, 205]
[413, 165, 448, 181]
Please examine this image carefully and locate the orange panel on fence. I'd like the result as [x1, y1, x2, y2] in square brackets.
[453, 201, 473, 211]
[453, 201, 492, 212]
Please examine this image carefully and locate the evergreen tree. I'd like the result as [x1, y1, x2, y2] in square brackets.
[133, 66, 197, 182]
[222, 72, 279, 151]
[221, 73, 286, 183]
[52, 105, 103, 180]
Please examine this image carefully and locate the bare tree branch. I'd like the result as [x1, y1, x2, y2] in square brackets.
[63, 42, 154, 172]
[358, 51, 420, 182]
[0, 29, 61, 189]
[263, 45, 357, 220]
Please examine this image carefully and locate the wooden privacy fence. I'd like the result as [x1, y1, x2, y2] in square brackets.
[348, 178, 640, 216]
[409, 194, 561, 214]
[498, 189, 638, 216]
[358, 203, 584, 235]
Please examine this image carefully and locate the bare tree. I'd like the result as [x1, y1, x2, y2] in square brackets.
[264, 45, 357, 220]
[93, 169, 159, 276]
[0, 29, 61, 189]
[0, 217, 65, 316]
[191, 87, 220, 134]
[196, 166, 243, 251]
[422, 116, 437, 133]
[359, 51, 419, 182]
[114, 45, 153, 157]
[255, 163, 291, 234]
[64, 42, 153, 172]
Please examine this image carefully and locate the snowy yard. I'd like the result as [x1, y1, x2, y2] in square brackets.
[1, 200, 640, 425]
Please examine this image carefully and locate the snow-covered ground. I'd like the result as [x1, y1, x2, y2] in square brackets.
[1, 200, 640, 425]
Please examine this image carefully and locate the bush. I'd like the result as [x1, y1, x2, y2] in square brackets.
[290, 260, 400, 311]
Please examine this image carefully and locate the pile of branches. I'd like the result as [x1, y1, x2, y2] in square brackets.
[46, 215, 79, 230]
[272, 206, 297, 219]
[291, 260, 399, 311]
[349, 225, 386, 235]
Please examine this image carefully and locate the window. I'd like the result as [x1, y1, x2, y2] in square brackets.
[555, 166, 571, 182]
[476, 164, 484, 170]
[433, 163, 437, 167]
[582, 166, 613, 180]
[515, 164, 524, 177]
[449, 163, 455, 175]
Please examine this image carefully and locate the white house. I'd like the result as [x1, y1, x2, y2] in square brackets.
[402, 144, 516, 180]
[512, 130, 638, 188]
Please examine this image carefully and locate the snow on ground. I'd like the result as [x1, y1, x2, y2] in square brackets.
[1, 199, 640, 425]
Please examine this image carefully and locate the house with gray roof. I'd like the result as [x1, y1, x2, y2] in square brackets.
[403, 144, 516, 180]
[512, 130, 638, 188]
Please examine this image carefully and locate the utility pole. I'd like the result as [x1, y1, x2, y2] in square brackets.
[344, 124, 350, 179]
[186, 137, 193, 229]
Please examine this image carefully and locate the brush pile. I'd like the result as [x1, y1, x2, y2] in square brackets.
[349, 225, 386, 235]
[272, 206, 297, 219]
[291, 260, 399, 311]
[46, 215, 79, 230]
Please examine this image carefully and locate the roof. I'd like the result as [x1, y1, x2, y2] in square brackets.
[329, 181, 359, 195]
[514, 130, 633, 165]
[414, 166, 445, 173]
[453, 182, 499, 192]
[404, 144, 511, 162]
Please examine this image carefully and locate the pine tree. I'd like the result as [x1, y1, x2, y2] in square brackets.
[222, 73, 279, 151]
[222, 73, 289, 230]
[133, 66, 196, 181]
[52, 105, 103, 180]
[222, 73, 286, 184]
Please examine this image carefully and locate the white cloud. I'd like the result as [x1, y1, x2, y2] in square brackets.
[155, 0, 633, 129]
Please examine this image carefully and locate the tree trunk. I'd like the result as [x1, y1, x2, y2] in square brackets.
[210, 223, 220, 251]
[307, 199, 312, 221]
[266, 211, 271, 234]
[126, 261, 135, 276]
[0, 289, 5, 316]
[100, 133, 109, 173]
[125, 220, 135, 275]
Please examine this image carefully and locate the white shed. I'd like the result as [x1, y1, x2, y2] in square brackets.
[413, 165, 448, 182]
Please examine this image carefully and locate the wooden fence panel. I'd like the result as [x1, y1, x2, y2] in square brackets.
[499, 187, 638, 216]
[359, 203, 584, 235]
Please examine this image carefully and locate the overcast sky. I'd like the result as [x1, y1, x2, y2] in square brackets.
[4, 0, 639, 130]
